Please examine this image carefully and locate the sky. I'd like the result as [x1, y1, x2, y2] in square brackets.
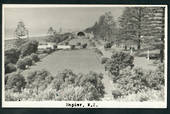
[4, 6, 124, 39]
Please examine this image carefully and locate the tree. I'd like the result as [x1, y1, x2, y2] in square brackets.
[47, 27, 55, 36]
[141, 7, 165, 62]
[119, 7, 148, 50]
[85, 12, 117, 41]
[19, 40, 39, 58]
[6, 72, 26, 92]
[14, 21, 29, 39]
[14, 38, 29, 48]
[119, 7, 165, 62]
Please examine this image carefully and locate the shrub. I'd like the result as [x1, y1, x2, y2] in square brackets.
[23, 56, 32, 66]
[82, 43, 87, 48]
[44, 48, 53, 54]
[57, 71, 105, 101]
[31, 53, 39, 62]
[76, 42, 81, 46]
[5, 63, 16, 74]
[57, 85, 85, 101]
[52, 69, 77, 90]
[65, 41, 69, 45]
[116, 67, 148, 95]
[20, 40, 39, 58]
[26, 69, 53, 95]
[112, 90, 122, 99]
[117, 88, 164, 102]
[101, 57, 109, 64]
[104, 42, 112, 49]
[105, 52, 134, 81]
[70, 45, 75, 50]
[5, 72, 26, 92]
[16, 59, 26, 70]
[51, 69, 104, 101]
[75, 71, 104, 100]
[115, 66, 164, 96]
[34, 88, 58, 101]
[145, 67, 164, 90]
[5, 48, 20, 64]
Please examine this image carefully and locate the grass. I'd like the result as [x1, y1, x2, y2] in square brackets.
[22, 49, 104, 76]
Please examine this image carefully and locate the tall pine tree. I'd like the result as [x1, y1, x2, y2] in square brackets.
[142, 7, 165, 62]
[119, 7, 165, 62]
[85, 12, 117, 42]
[119, 7, 147, 50]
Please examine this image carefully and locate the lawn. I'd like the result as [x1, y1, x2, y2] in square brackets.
[22, 49, 104, 76]
[97, 45, 158, 71]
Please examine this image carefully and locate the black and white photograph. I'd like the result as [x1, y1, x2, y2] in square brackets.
[2, 5, 167, 108]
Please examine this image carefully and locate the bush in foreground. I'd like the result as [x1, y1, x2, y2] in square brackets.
[116, 88, 164, 102]
[52, 70, 104, 101]
[26, 69, 53, 95]
[5, 72, 26, 92]
[105, 52, 134, 81]
[5, 69, 105, 101]
[115, 66, 164, 96]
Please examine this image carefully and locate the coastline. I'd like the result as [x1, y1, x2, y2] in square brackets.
[4, 34, 48, 41]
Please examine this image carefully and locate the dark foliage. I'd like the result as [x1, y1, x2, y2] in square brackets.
[105, 52, 134, 81]
[5, 72, 26, 92]
[26, 69, 53, 95]
[31, 53, 40, 62]
[5, 48, 20, 64]
[20, 40, 39, 58]
[5, 63, 16, 74]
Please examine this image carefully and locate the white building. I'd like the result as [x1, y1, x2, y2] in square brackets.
[57, 45, 71, 50]
[38, 42, 56, 50]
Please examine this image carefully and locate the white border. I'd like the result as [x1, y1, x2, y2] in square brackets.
[2, 4, 168, 108]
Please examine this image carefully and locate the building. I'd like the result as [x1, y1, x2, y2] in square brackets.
[38, 42, 56, 50]
[57, 45, 71, 50]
